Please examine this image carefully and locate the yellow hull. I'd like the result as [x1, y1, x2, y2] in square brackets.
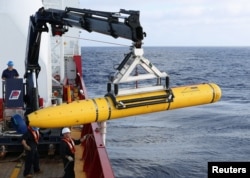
[28, 83, 221, 128]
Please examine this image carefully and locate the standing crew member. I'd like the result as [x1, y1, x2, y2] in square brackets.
[21, 126, 42, 178]
[1, 60, 19, 80]
[60, 127, 85, 178]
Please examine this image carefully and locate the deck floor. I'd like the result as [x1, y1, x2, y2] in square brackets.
[0, 128, 86, 178]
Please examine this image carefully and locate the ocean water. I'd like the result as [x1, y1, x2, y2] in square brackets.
[81, 47, 250, 178]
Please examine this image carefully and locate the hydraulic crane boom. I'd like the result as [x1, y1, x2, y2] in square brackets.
[24, 7, 145, 115]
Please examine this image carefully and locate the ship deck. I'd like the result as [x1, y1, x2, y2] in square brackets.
[0, 128, 86, 178]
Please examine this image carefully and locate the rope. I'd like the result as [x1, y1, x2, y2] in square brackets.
[64, 35, 130, 47]
[82, 134, 94, 160]
[0, 151, 25, 163]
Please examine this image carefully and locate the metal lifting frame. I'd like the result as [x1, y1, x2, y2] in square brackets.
[108, 46, 169, 96]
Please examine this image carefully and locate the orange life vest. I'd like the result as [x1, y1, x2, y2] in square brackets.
[62, 138, 76, 154]
[28, 126, 39, 144]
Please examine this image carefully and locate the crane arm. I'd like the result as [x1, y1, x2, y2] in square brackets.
[24, 7, 145, 114]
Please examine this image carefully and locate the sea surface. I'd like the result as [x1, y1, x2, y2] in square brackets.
[81, 46, 250, 178]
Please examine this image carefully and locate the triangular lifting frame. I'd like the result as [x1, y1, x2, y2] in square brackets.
[108, 47, 168, 95]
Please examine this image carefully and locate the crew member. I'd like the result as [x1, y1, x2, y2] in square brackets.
[21, 126, 42, 178]
[1, 60, 19, 80]
[60, 127, 85, 178]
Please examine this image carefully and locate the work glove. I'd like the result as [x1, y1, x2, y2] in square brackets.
[25, 146, 31, 151]
[67, 156, 74, 162]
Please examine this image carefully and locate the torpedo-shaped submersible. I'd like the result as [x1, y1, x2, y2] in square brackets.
[28, 83, 221, 128]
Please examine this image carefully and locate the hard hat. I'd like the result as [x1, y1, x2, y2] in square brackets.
[62, 127, 71, 134]
[7, 61, 14, 66]
[32, 127, 39, 131]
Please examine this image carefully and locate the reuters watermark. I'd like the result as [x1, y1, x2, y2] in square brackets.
[208, 162, 250, 178]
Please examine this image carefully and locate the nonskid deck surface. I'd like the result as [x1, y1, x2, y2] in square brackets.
[0, 153, 63, 178]
[0, 128, 86, 178]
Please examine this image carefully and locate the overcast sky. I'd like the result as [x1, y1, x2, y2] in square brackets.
[79, 0, 250, 47]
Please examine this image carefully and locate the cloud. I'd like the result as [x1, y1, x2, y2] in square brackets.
[79, 0, 250, 46]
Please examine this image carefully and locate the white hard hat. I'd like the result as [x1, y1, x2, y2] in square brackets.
[62, 127, 71, 134]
